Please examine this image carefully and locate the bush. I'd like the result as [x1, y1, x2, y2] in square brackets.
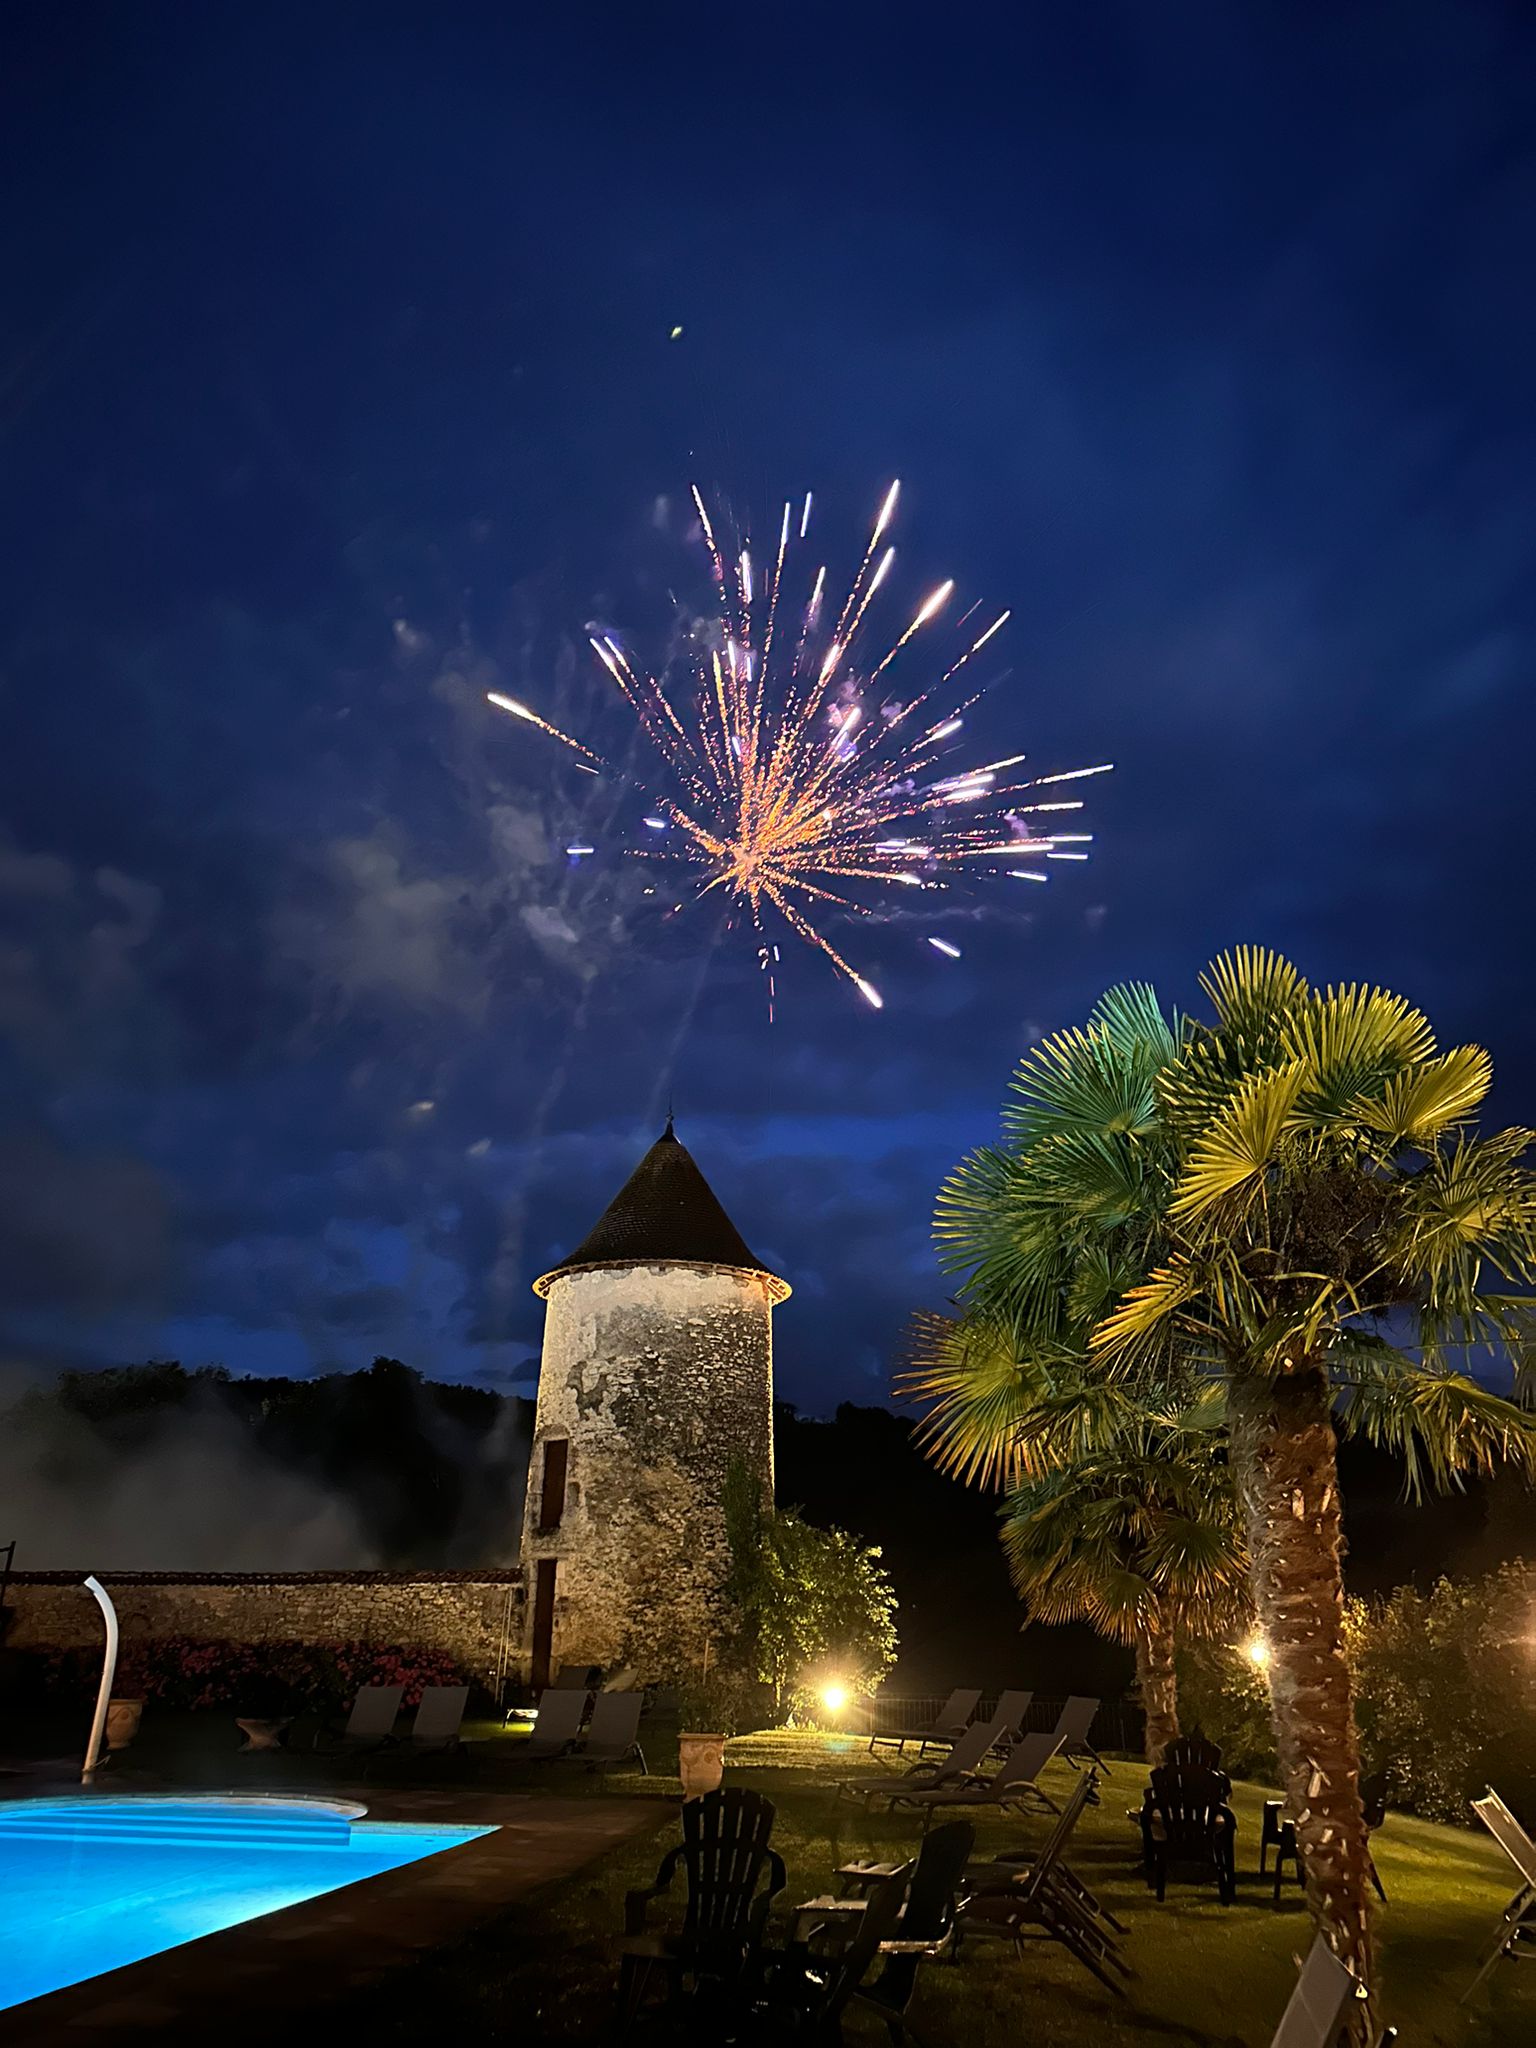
[39, 1637, 466, 1714]
[1348, 1562, 1536, 1823]
[673, 1668, 773, 1738]
[1175, 1640, 1277, 1779]
[725, 1466, 899, 1721]
[1176, 1561, 1536, 1823]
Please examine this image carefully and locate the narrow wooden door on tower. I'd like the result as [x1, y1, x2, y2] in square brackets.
[531, 1557, 557, 1691]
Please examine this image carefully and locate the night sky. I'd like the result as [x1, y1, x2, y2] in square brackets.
[4, 6, 1534, 1411]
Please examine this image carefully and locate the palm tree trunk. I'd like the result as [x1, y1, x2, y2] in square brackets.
[1228, 1364, 1373, 1988]
[1135, 1614, 1180, 1764]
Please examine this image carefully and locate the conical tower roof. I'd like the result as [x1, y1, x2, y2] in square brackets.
[532, 1121, 790, 1301]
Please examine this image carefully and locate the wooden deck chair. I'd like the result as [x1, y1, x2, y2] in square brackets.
[757, 1873, 910, 2042]
[852, 1822, 975, 2040]
[836, 1720, 997, 1807]
[793, 1820, 974, 1964]
[1463, 1786, 1536, 2001]
[1141, 1756, 1238, 1904]
[523, 1686, 589, 1759]
[868, 1688, 981, 1757]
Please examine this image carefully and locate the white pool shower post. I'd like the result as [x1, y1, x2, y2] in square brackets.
[82, 1575, 119, 1783]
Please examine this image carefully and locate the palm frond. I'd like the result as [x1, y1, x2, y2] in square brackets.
[1282, 983, 1437, 1122]
[1335, 1349, 1536, 1498]
[934, 1145, 1076, 1318]
[1066, 1240, 1147, 1330]
[896, 1312, 1051, 1491]
[1092, 1259, 1199, 1352]
[1002, 1022, 1164, 1146]
[1086, 982, 1181, 1065]
[1024, 1129, 1154, 1228]
[1198, 946, 1309, 1040]
[1140, 1514, 1247, 1609]
[1353, 1044, 1492, 1148]
[1389, 1133, 1536, 1315]
[1168, 1062, 1306, 1218]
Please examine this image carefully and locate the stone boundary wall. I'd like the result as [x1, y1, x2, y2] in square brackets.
[3, 1569, 529, 1696]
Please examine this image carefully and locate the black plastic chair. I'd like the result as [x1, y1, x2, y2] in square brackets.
[616, 1787, 785, 2033]
[753, 1872, 910, 2043]
[856, 1821, 973, 2039]
[1266, 1774, 1388, 1906]
[825, 1818, 974, 1955]
[1161, 1729, 1225, 1774]
[1140, 1760, 1237, 1904]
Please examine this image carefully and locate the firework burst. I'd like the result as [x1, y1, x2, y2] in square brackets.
[488, 482, 1110, 1013]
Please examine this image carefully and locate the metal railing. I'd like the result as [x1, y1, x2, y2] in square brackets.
[860, 1691, 1142, 1756]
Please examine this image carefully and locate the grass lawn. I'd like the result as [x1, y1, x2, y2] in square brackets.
[346, 1724, 1533, 2046]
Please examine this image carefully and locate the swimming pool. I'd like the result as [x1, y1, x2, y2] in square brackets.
[0, 1795, 494, 2013]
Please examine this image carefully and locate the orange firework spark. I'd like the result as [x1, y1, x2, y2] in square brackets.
[487, 482, 1111, 1012]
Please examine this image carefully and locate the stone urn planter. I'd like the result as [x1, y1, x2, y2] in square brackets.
[677, 1731, 726, 1801]
[105, 1698, 144, 1751]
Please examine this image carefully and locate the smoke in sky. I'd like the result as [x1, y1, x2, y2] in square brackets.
[0, 1361, 531, 1571]
[0, 1381, 375, 1571]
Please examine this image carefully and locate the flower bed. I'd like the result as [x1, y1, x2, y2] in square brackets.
[38, 1636, 467, 1714]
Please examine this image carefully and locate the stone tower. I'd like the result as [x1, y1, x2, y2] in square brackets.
[521, 1121, 789, 1688]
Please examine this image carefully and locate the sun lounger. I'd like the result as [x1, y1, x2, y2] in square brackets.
[836, 1721, 998, 1807]
[960, 1769, 1130, 1991]
[893, 1731, 1063, 1830]
[556, 1689, 647, 1772]
[1268, 1933, 1399, 2046]
[987, 1689, 1033, 1752]
[868, 1688, 980, 1757]
[407, 1683, 469, 1751]
[1463, 1786, 1536, 2000]
[552, 1662, 599, 1690]
[523, 1685, 590, 1759]
[1050, 1695, 1110, 1771]
[360, 1683, 474, 1779]
[313, 1683, 403, 1753]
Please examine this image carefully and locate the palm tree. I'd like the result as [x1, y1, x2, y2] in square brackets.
[902, 1312, 1244, 1763]
[934, 953, 1536, 1983]
[1001, 1416, 1244, 1762]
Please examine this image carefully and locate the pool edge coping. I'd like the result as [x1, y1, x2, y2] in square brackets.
[0, 1790, 664, 2044]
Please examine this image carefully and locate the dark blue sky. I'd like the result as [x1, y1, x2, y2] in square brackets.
[3, 5, 1534, 1409]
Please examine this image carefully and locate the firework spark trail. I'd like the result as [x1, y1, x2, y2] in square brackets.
[487, 483, 1111, 1008]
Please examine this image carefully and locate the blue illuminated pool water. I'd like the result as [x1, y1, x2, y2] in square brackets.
[0, 1795, 494, 2012]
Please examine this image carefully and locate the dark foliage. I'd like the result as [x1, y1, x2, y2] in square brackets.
[6, 1357, 531, 1564]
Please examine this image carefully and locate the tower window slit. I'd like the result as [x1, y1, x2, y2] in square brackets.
[538, 1437, 569, 1532]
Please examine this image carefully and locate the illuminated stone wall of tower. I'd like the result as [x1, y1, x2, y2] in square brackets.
[519, 1123, 787, 1688]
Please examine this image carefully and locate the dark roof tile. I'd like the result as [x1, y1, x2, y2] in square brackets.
[533, 1121, 787, 1298]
